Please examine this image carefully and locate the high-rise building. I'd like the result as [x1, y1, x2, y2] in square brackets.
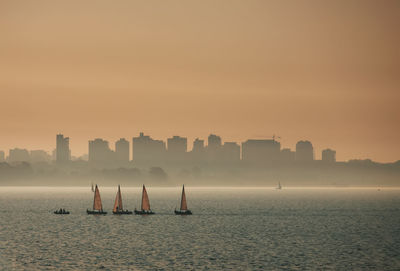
[8, 148, 30, 162]
[89, 138, 114, 163]
[167, 136, 187, 162]
[56, 134, 70, 163]
[295, 140, 314, 162]
[280, 148, 295, 162]
[208, 134, 222, 150]
[221, 142, 240, 162]
[192, 138, 205, 153]
[242, 139, 281, 163]
[115, 138, 130, 163]
[0, 151, 5, 162]
[191, 138, 205, 163]
[132, 132, 166, 164]
[322, 148, 336, 163]
[30, 150, 51, 163]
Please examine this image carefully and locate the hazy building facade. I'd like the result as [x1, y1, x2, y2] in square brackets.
[167, 136, 187, 162]
[221, 142, 240, 162]
[0, 151, 5, 162]
[132, 132, 166, 164]
[242, 139, 281, 163]
[56, 134, 70, 163]
[115, 138, 130, 163]
[89, 138, 114, 163]
[296, 140, 314, 162]
[322, 148, 336, 163]
[8, 148, 30, 162]
[281, 148, 296, 162]
[30, 150, 51, 163]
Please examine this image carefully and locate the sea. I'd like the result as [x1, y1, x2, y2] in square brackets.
[0, 187, 399, 270]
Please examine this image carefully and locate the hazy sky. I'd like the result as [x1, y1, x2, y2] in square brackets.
[0, 0, 399, 162]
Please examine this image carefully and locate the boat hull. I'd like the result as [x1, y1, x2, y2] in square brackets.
[54, 211, 70, 215]
[175, 210, 192, 215]
[112, 210, 133, 215]
[134, 210, 155, 215]
[87, 210, 107, 215]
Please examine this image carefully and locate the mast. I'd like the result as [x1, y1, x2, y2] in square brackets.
[93, 185, 103, 211]
[141, 185, 151, 211]
[180, 185, 188, 211]
[113, 185, 123, 212]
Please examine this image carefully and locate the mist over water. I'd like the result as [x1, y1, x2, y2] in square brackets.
[1, 186, 399, 270]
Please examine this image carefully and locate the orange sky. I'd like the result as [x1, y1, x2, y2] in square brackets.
[0, 0, 399, 162]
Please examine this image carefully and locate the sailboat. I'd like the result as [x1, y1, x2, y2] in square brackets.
[276, 181, 282, 190]
[87, 184, 107, 215]
[91, 182, 95, 192]
[175, 185, 192, 215]
[134, 185, 155, 215]
[113, 185, 132, 214]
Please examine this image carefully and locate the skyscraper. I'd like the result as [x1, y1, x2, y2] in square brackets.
[8, 148, 30, 162]
[56, 134, 70, 163]
[242, 139, 281, 163]
[89, 138, 114, 163]
[167, 136, 187, 162]
[132, 132, 166, 164]
[322, 149, 336, 163]
[295, 140, 314, 162]
[221, 142, 240, 162]
[0, 151, 5, 162]
[115, 138, 130, 163]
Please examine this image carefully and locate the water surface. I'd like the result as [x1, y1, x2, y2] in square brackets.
[0, 187, 399, 270]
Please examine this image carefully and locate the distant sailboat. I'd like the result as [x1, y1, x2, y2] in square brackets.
[87, 184, 107, 214]
[276, 181, 282, 190]
[175, 185, 192, 215]
[91, 182, 95, 192]
[134, 185, 155, 215]
[113, 185, 132, 214]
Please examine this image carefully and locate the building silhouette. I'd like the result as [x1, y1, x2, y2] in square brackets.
[89, 138, 114, 163]
[221, 142, 240, 162]
[115, 138, 130, 163]
[242, 139, 281, 163]
[167, 136, 187, 162]
[191, 138, 205, 163]
[322, 148, 336, 163]
[132, 132, 166, 164]
[296, 140, 314, 162]
[56, 134, 70, 163]
[8, 148, 30, 162]
[30, 150, 51, 163]
[281, 148, 295, 162]
[206, 134, 222, 162]
[0, 151, 4, 162]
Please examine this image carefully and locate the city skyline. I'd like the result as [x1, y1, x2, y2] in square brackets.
[1, 1, 399, 163]
[0, 132, 392, 164]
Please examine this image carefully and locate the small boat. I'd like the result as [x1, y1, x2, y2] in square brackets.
[134, 185, 155, 215]
[91, 182, 95, 192]
[175, 185, 192, 215]
[113, 185, 132, 214]
[276, 181, 282, 190]
[54, 208, 70, 215]
[87, 184, 107, 215]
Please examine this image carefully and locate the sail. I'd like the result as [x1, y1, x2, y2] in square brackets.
[180, 185, 188, 211]
[141, 185, 151, 211]
[113, 185, 123, 212]
[93, 185, 103, 211]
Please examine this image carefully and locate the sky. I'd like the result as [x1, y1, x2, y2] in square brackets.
[0, 0, 399, 162]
